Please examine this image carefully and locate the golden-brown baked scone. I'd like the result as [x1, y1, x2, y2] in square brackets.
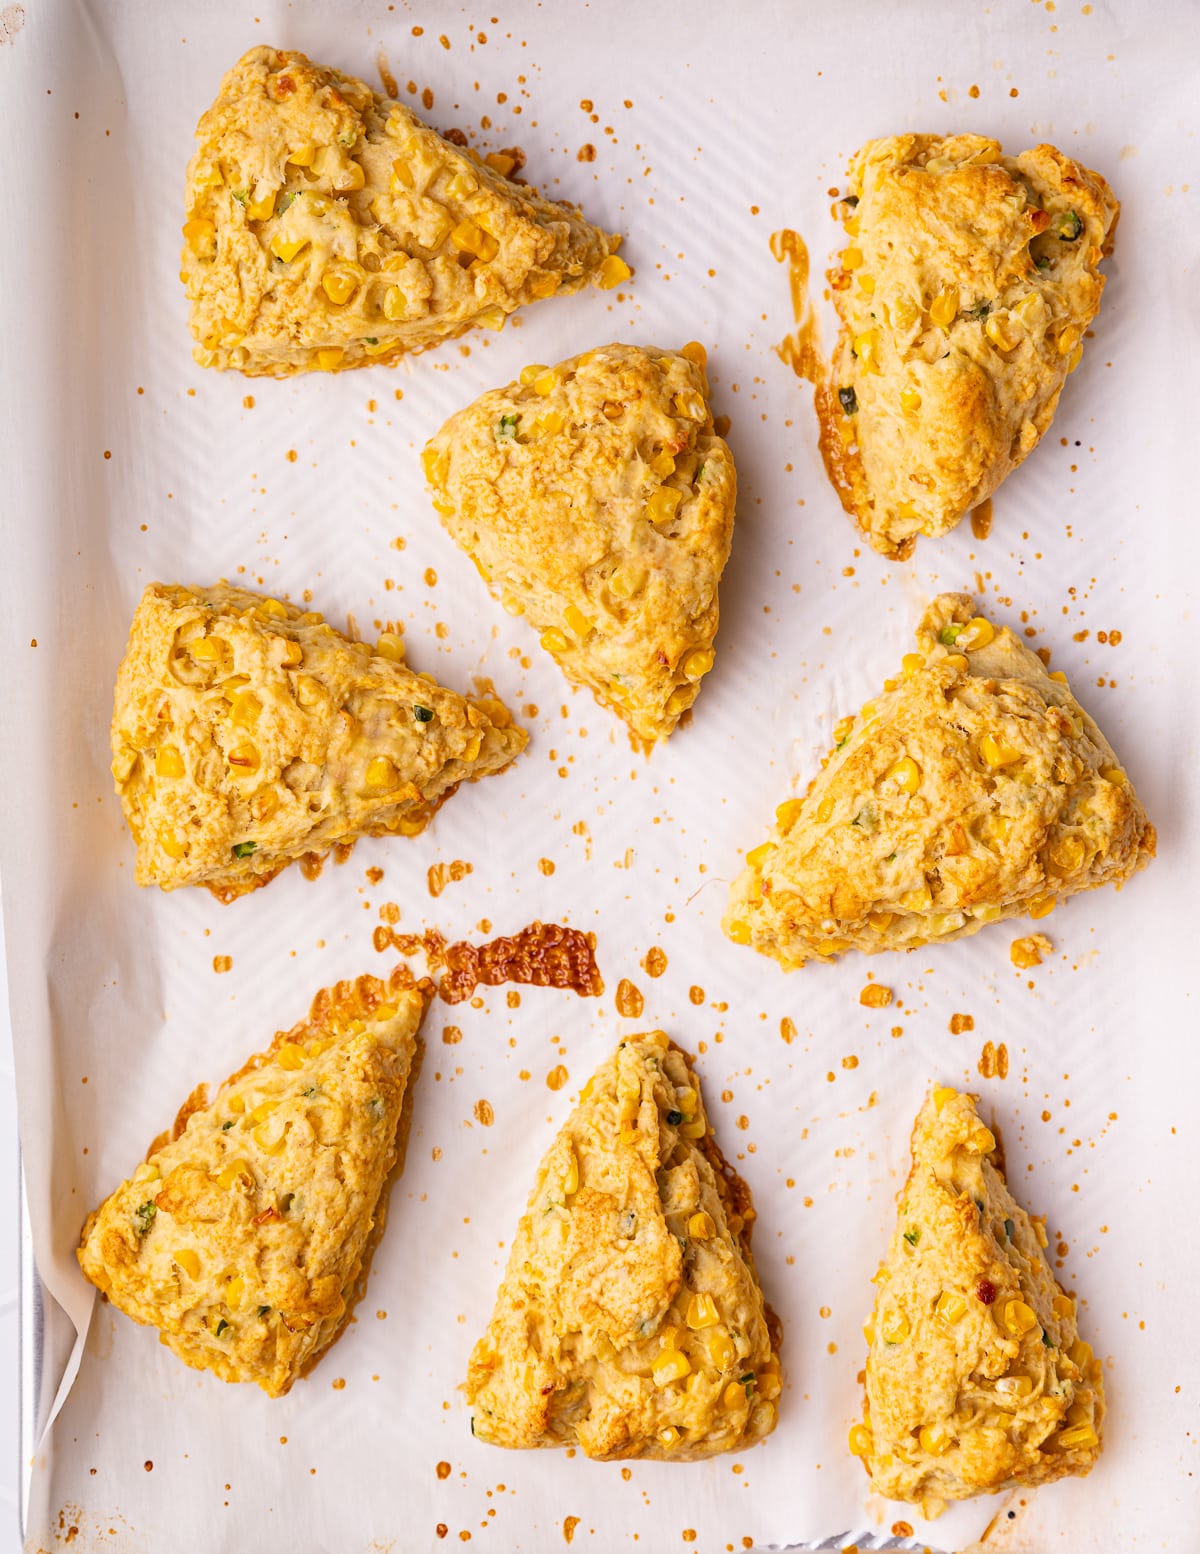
[424, 343, 736, 747]
[181, 47, 626, 376]
[724, 592, 1154, 967]
[466, 1031, 779, 1460]
[111, 581, 526, 900]
[852, 1086, 1105, 1515]
[78, 972, 428, 1397]
[822, 134, 1118, 556]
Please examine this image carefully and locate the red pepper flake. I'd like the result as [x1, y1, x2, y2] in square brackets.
[976, 1278, 996, 1305]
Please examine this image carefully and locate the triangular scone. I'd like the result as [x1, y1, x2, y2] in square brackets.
[852, 1087, 1105, 1515]
[78, 973, 428, 1397]
[111, 582, 526, 900]
[822, 134, 1118, 557]
[466, 1032, 779, 1460]
[181, 47, 626, 376]
[724, 592, 1154, 967]
[424, 343, 736, 746]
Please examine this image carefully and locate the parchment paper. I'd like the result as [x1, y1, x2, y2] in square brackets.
[2, 1, 1198, 1549]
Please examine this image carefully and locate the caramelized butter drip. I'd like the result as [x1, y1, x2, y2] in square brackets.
[770, 228, 823, 383]
[375, 921, 603, 1004]
[770, 227, 867, 533]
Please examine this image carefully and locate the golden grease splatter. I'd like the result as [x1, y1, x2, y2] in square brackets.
[615, 978, 645, 1018]
[427, 860, 473, 899]
[770, 228, 823, 384]
[436, 1461, 452, 1480]
[642, 947, 668, 978]
[689, 985, 705, 1005]
[212, 955, 233, 974]
[949, 1012, 975, 1034]
[780, 1017, 797, 1044]
[538, 857, 556, 876]
[563, 1517, 581, 1544]
[377, 51, 399, 99]
[971, 498, 993, 540]
[474, 1099, 495, 1127]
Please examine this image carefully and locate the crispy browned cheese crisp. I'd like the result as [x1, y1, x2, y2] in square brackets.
[181, 46, 626, 375]
[724, 592, 1154, 967]
[425, 343, 736, 747]
[853, 1087, 1105, 1515]
[467, 1032, 779, 1460]
[111, 581, 526, 900]
[78, 974, 428, 1397]
[823, 134, 1118, 556]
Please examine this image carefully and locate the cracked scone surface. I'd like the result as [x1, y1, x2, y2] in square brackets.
[111, 582, 526, 899]
[854, 1087, 1104, 1514]
[725, 592, 1154, 967]
[182, 46, 624, 376]
[823, 134, 1118, 556]
[466, 1032, 779, 1460]
[425, 343, 736, 746]
[78, 974, 428, 1397]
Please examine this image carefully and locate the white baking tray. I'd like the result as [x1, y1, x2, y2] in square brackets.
[3, 1, 1199, 1550]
